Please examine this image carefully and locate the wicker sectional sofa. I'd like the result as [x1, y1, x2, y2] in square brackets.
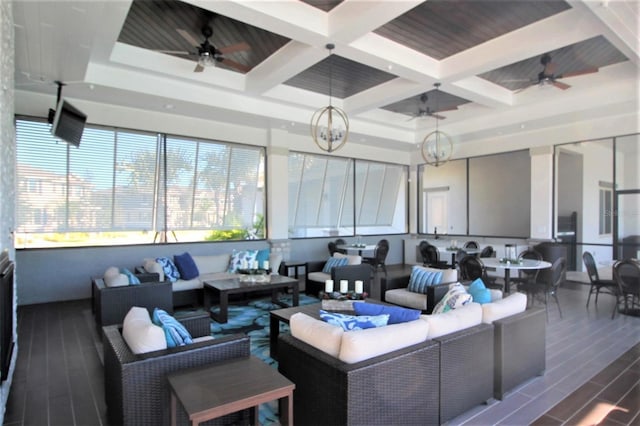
[277, 289, 545, 425]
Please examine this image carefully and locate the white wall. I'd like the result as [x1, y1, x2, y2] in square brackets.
[0, 1, 16, 421]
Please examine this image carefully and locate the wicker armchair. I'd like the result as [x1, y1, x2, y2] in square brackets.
[92, 275, 173, 330]
[103, 313, 250, 426]
[278, 334, 440, 426]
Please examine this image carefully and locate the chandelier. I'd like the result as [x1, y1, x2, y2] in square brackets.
[421, 83, 453, 167]
[310, 43, 349, 153]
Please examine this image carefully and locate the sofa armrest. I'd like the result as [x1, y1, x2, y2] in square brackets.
[433, 323, 494, 424]
[306, 260, 326, 274]
[493, 307, 546, 399]
[173, 311, 211, 338]
[103, 325, 250, 426]
[278, 333, 440, 426]
[426, 282, 452, 314]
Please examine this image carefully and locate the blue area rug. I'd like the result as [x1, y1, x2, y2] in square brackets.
[206, 294, 319, 425]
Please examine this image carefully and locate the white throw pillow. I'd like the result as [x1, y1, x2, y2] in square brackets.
[143, 258, 165, 282]
[104, 267, 129, 288]
[481, 292, 527, 324]
[192, 254, 231, 275]
[122, 307, 167, 354]
[290, 313, 344, 357]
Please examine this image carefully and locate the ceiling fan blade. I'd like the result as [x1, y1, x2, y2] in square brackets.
[432, 113, 446, 120]
[558, 67, 599, 78]
[552, 80, 571, 90]
[219, 58, 251, 73]
[218, 42, 250, 55]
[176, 29, 201, 48]
[194, 63, 205, 73]
[438, 105, 458, 113]
[155, 49, 191, 55]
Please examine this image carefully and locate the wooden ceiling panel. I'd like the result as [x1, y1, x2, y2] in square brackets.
[381, 89, 471, 117]
[284, 54, 397, 99]
[118, 0, 290, 73]
[479, 36, 629, 91]
[374, 0, 572, 59]
[299, 0, 344, 12]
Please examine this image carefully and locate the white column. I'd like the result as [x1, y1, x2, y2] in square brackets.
[530, 146, 553, 240]
[266, 128, 290, 240]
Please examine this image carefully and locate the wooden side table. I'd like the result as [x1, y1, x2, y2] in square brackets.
[167, 356, 295, 426]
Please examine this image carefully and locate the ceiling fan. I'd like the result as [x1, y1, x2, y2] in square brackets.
[158, 15, 251, 73]
[408, 92, 456, 120]
[517, 53, 599, 92]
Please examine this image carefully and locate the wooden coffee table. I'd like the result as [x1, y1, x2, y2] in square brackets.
[204, 275, 299, 323]
[167, 356, 295, 426]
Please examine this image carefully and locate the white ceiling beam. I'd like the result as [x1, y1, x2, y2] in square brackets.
[345, 78, 428, 115]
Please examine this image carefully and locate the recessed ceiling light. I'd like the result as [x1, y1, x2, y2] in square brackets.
[387, 64, 393, 71]
[290, 122, 295, 127]
[520, 124, 526, 129]
[164, 104, 175, 110]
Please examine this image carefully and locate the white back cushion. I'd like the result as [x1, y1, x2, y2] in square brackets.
[338, 319, 429, 364]
[122, 307, 167, 354]
[421, 302, 482, 339]
[192, 254, 231, 275]
[290, 313, 343, 357]
[481, 292, 527, 324]
[333, 252, 362, 265]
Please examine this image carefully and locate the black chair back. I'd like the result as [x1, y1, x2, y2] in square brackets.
[518, 249, 543, 282]
[418, 241, 431, 265]
[614, 259, 640, 312]
[458, 256, 485, 281]
[464, 241, 479, 249]
[479, 246, 494, 258]
[328, 241, 339, 256]
[582, 251, 600, 283]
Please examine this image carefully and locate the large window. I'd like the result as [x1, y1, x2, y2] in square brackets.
[15, 119, 265, 247]
[288, 153, 407, 238]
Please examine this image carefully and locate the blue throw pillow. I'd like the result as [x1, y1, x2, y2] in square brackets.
[468, 278, 492, 304]
[119, 268, 140, 285]
[152, 308, 193, 347]
[156, 257, 180, 282]
[256, 248, 270, 269]
[173, 252, 199, 280]
[407, 266, 443, 294]
[322, 256, 349, 273]
[319, 310, 389, 331]
[353, 303, 421, 324]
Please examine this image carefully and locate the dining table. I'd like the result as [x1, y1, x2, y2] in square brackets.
[337, 244, 377, 256]
[481, 257, 552, 294]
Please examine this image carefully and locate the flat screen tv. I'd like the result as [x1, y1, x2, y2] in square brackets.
[51, 98, 86, 147]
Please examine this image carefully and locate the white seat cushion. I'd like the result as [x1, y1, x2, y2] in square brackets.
[481, 292, 527, 324]
[122, 307, 167, 354]
[172, 277, 203, 292]
[192, 254, 231, 275]
[421, 302, 482, 339]
[307, 271, 331, 283]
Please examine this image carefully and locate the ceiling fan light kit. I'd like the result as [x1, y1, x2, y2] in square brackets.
[421, 83, 453, 167]
[310, 43, 349, 153]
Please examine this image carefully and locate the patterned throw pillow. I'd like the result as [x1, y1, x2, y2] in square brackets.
[432, 283, 473, 314]
[156, 257, 180, 282]
[407, 266, 443, 294]
[228, 249, 259, 272]
[468, 278, 492, 304]
[152, 308, 193, 347]
[322, 256, 349, 273]
[255, 248, 271, 269]
[319, 310, 389, 331]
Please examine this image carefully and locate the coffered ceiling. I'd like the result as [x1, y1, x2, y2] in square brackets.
[12, 0, 640, 153]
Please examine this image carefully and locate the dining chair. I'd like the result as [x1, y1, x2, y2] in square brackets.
[363, 239, 389, 277]
[519, 256, 566, 320]
[463, 241, 479, 249]
[457, 256, 500, 289]
[334, 238, 347, 254]
[422, 243, 449, 269]
[583, 251, 618, 316]
[510, 249, 543, 293]
[479, 246, 494, 258]
[613, 259, 640, 317]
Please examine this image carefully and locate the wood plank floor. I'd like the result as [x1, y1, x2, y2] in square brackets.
[3, 282, 639, 426]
